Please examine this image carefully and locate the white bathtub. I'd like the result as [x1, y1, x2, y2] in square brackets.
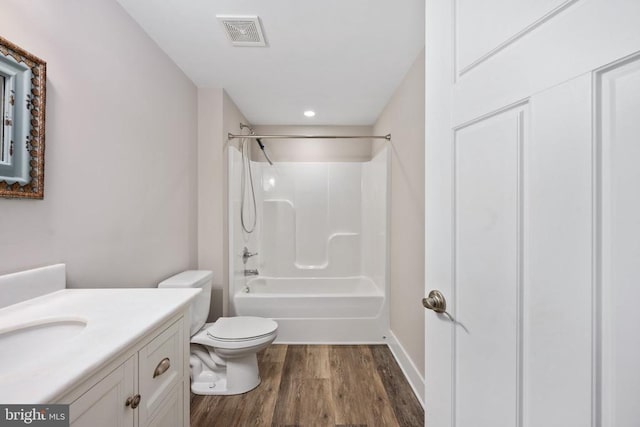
[232, 276, 387, 343]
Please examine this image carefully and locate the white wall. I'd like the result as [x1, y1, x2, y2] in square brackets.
[0, 0, 198, 287]
[251, 125, 373, 162]
[197, 88, 224, 318]
[373, 49, 426, 377]
[197, 88, 249, 320]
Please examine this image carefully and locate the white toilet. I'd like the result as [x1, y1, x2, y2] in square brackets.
[158, 270, 278, 395]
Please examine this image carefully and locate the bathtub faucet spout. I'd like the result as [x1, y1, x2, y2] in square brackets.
[244, 269, 259, 277]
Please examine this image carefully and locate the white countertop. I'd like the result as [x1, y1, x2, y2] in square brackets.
[0, 288, 200, 404]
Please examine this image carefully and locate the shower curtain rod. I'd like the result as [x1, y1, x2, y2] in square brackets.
[228, 133, 391, 141]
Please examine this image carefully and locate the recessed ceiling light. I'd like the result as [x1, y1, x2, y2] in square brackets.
[304, 110, 316, 117]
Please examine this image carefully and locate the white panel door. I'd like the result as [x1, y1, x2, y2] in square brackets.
[424, 1, 640, 426]
[599, 57, 640, 427]
[454, 104, 523, 427]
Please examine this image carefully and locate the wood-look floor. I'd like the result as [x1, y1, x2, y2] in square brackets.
[191, 345, 424, 427]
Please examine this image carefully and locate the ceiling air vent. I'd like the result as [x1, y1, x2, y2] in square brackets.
[217, 15, 267, 47]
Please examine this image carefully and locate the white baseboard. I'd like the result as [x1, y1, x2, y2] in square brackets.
[385, 330, 425, 408]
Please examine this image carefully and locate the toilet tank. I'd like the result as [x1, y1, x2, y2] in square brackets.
[158, 270, 212, 336]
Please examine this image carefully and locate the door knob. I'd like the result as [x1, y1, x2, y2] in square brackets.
[422, 290, 447, 313]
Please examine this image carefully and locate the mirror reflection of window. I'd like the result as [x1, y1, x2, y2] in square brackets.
[0, 74, 4, 164]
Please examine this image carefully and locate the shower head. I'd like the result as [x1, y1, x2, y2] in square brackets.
[255, 138, 274, 165]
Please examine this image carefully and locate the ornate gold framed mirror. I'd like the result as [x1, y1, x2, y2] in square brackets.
[0, 36, 46, 199]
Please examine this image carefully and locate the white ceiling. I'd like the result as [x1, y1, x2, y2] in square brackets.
[116, 0, 425, 125]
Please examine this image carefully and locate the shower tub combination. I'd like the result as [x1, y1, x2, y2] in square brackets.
[234, 276, 386, 343]
[229, 129, 389, 343]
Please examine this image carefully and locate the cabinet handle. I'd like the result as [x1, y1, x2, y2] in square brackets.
[125, 394, 141, 409]
[153, 357, 171, 378]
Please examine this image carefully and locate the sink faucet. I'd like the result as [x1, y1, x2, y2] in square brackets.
[242, 247, 258, 264]
[244, 269, 259, 277]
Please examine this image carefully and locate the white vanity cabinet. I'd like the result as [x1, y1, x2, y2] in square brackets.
[0, 266, 199, 418]
[60, 315, 190, 427]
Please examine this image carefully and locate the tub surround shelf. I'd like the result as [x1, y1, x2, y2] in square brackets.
[0, 288, 200, 404]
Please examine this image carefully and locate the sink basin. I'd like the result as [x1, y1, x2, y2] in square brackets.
[0, 318, 87, 374]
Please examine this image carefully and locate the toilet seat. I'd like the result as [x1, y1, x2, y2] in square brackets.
[190, 317, 278, 350]
[206, 317, 278, 342]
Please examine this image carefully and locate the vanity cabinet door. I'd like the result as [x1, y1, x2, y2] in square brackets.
[70, 356, 136, 427]
[146, 383, 184, 427]
[137, 319, 184, 427]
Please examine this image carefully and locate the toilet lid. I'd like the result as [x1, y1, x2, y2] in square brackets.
[206, 317, 278, 342]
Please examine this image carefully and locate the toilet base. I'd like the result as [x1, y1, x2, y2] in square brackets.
[190, 353, 262, 395]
